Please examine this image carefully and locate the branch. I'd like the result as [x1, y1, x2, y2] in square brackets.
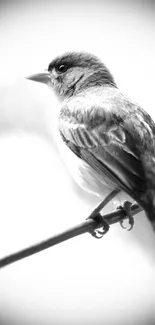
[0, 202, 143, 269]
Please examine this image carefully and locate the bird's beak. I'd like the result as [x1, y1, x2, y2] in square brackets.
[26, 72, 51, 84]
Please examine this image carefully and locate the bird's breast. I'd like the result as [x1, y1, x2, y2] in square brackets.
[56, 128, 115, 197]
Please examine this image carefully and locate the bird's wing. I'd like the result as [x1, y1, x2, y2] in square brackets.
[59, 112, 146, 201]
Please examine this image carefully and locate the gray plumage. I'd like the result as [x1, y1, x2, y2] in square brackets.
[27, 52, 155, 227]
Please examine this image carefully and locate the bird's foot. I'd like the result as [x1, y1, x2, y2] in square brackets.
[87, 212, 110, 239]
[86, 190, 120, 239]
[117, 201, 134, 231]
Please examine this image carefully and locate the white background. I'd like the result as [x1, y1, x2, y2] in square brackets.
[0, 0, 155, 324]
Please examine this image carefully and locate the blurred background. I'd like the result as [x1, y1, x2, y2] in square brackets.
[0, 0, 155, 324]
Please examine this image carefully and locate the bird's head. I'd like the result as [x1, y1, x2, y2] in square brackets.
[27, 52, 116, 100]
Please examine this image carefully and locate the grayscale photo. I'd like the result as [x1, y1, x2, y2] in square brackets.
[0, 0, 155, 324]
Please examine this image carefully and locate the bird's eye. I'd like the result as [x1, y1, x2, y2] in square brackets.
[57, 64, 68, 73]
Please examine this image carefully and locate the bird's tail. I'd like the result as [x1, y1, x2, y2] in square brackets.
[146, 211, 155, 232]
[139, 188, 155, 231]
[137, 155, 155, 231]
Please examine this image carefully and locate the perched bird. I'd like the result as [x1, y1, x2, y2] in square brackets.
[27, 52, 155, 235]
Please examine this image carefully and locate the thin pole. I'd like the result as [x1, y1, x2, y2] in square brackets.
[0, 202, 142, 269]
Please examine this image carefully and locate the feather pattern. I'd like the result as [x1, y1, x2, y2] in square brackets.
[28, 51, 155, 224]
[58, 86, 155, 209]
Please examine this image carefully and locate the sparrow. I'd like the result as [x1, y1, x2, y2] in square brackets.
[27, 52, 155, 236]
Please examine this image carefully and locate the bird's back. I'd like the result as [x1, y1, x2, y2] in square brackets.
[58, 85, 155, 220]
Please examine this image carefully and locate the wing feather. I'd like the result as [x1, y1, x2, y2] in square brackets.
[58, 109, 146, 200]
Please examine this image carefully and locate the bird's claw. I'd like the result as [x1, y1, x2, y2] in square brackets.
[117, 201, 134, 231]
[87, 213, 110, 239]
[88, 229, 107, 239]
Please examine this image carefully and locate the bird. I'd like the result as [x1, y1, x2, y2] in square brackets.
[27, 51, 155, 237]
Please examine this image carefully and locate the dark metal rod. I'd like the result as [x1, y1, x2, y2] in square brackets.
[0, 203, 142, 269]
